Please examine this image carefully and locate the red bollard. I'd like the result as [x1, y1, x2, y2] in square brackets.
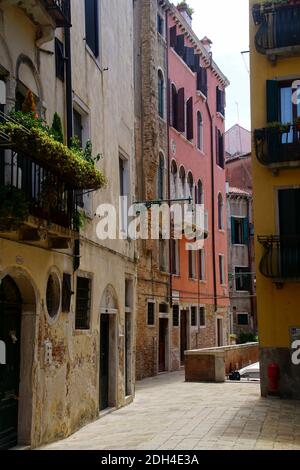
[267, 362, 280, 393]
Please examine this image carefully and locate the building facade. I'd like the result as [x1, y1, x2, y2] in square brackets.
[168, 3, 230, 358]
[250, 0, 300, 398]
[0, 0, 136, 449]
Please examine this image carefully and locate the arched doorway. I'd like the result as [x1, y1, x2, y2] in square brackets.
[100, 286, 118, 412]
[0, 276, 22, 449]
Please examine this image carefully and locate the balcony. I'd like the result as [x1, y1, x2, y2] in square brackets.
[258, 235, 300, 282]
[0, 0, 71, 44]
[254, 124, 300, 169]
[253, 1, 300, 60]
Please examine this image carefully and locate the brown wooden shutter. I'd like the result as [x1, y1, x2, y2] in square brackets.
[170, 25, 177, 47]
[176, 34, 185, 57]
[177, 88, 185, 132]
[193, 54, 200, 73]
[215, 126, 219, 165]
[186, 97, 194, 141]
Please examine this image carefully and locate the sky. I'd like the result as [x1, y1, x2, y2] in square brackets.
[187, 0, 250, 131]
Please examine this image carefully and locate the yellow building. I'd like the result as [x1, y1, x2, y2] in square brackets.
[250, 0, 300, 398]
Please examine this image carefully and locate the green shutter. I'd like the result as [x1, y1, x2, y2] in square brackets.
[231, 217, 236, 244]
[266, 80, 280, 123]
[243, 218, 249, 245]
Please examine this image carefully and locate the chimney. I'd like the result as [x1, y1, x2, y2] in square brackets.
[201, 36, 213, 54]
[177, 2, 193, 27]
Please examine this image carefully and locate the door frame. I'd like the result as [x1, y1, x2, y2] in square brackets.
[99, 309, 118, 412]
[158, 317, 169, 373]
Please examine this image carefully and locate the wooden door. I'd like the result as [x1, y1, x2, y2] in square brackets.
[159, 318, 168, 372]
[100, 315, 109, 411]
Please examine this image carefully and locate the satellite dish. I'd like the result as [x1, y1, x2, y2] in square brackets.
[0, 80, 6, 105]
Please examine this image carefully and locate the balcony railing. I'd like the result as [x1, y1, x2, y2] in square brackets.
[43, 0, 71, 27]
[0, 149, 76, 230]
[254, 124, 300, 168]
[253, 2, 300, 57]
[258, 235, 300, 281]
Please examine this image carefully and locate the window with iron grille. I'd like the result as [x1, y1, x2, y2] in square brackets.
[173, 305, 179, 327]
[147, 302, 155, 326]
[75, 276, 91, 329]
[199, 307, 206, 327]
[191, 307, 197, 326]
[55, 37, 65, 82]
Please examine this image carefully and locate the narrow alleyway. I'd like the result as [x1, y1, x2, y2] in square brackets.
[42, 372, 300, 450]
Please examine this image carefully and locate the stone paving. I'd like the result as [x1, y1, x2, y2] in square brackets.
[42, 371, 300, 450]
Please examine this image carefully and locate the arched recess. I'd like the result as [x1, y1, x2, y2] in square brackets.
[171, 159, 178, 199]
[179, 165, 186, 198]
[15, 54, 43, 113]
[0, 267, 38, 447]
[99, 285, 119, 411]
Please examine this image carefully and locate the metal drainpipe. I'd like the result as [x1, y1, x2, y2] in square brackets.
[166, 8, 172, 309]
[205, 100, 218, 312]
[64, 2, 80, 272]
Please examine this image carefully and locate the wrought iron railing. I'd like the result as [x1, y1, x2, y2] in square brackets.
[43, 0, 71, 27]
[253, 2, 300, 54]
[254, 125, 300, 167]
[258, 235, 300, 280]
[0, 149, 76, 229]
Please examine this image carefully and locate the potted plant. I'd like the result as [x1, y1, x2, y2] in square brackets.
[229, 334, 237, 345]
[0, 186, 29, 231]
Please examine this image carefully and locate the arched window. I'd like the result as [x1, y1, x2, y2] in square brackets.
[187, 172, 194, 199]
[179, 166, 186, 198]
[197, 112, 203, 150]
[171, 160, 178, 199]
[218, 193, 224, 230]
[171, 83, 178, 129]
[195, 180, 204, 205]
[158, 70, 164, 119]
[158, 153, 165, 200]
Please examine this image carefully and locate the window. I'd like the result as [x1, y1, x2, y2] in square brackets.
[173, 305, 179, 327]
[267, 79, 300, 131]
[147, 302, 155, 326]
[198, 249, 205, 280]
[218, 193, 224, 230]
[179, 166, 186, 198]
[62, 273, 72, 312]
[187, 172, 193, 199]
[171, 160, 178, 199]
[55, 38, 65, 82]
[73, 109, 83, 146]
[216, 87, 225, 116]
[231, 217, 249, 245]
[171, 239, 180, 275]
[171, 84, 178, 129]
[158, 70, 164, 119]
[197, 112, 203, 150]
[195, 180, 203, 205]
[237, 313, 249, 326]
[216, 129, 224, 168]
[75, 276, 91, 330]
[191, 307, 197, 326]
[219, 255, 225, 285]
[199, 307, 206, 327]
[85, 0, 99, 57]
[158, 153, 165, 200]
[157, 13, 164, 36]
[159, 303, 168, 314]
[119, 155, 129, 234]
[197, 67, 208, 97]
[188, 250, 196, 279]
[186, 97, 193, 141]
[235, 267, 251, 292]
[46, 273, 61, 319]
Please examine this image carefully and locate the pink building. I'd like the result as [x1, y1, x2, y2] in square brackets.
[167, 3, 230, 352]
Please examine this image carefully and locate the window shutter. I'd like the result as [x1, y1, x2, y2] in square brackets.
[192, 54, 200, 73]
[62, 273, 72, 312]
[170, 25, 177, 47]
[231, 218, 236, 244]
[184, 47, 195, 68]
[215, 126, 219, 164]
[177, 87, 185, 132]
[218, 132, 224, 168]
[176, 34, 185, 57]
[186, 96, 194, 141]
[55, 38, 65, 82]
[266, 80, 280, 123]
[197, 68, 207, 96]
[243, 217, 249, 245]
[216, 87, 221, 113]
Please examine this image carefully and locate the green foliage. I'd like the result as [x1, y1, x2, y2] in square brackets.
[0, 185, 29, 231]
[70, 137, 102, 165]
[177, 1, 194, 16]
[51, 112, 64, 143]
[237, 332, 258, 345]
[73, 211, 88, 231]
[1, 112, 106, 190]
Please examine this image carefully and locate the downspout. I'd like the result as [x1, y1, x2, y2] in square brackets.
[246, 195, 255, 329]
[64, 2, 80, 272]
[166, 8, 172, 309]
[205, 100, 217, 312]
